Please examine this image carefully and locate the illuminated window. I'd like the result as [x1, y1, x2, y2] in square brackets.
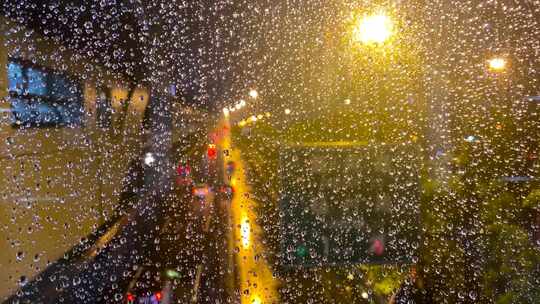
[7, 59, 83, 127]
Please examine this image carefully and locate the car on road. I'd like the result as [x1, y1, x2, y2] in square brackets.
[170, 133, 224, 226]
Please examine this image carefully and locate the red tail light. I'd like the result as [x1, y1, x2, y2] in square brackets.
[126, 293, 135, 303]
[193, 186, 209, 197]
[207, 144, 217, 160]
[155, 291, 162, 301]
[177, 163, 191, 177]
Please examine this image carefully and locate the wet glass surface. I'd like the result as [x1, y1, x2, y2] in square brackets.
[0, 1, 539, 303]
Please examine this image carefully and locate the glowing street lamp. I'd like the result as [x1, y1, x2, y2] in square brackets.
[251, 295, 262, 304]
[284, 108, 291, 115]
[249, 89, 258, 99]
[353, 13, 394, 44]
[223, 108, 230, 117]
[144, 152, 155, 166]
[488, 57, 507, 72]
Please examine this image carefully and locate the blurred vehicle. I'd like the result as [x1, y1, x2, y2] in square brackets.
[225, 160, 236, 179]
[124, 268, 168, 304]
[126, 291, 162, 304]
[170, 134, 223, 229]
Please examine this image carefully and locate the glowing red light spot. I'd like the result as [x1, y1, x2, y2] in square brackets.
[177, 164, 191, 177]
[155, 291, 162, 301]
[373, 239, 384, 256]
[207, 144, 217, 160]
[126, 293, 135, 302]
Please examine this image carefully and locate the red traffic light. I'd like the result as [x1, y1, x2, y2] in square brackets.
[372, 239, 384, 256]
[207, 144, 218, 160]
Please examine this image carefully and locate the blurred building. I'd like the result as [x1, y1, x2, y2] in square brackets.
[0, 15, 149, 298]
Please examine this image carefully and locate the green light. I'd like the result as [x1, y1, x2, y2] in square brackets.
[296, 245, 308, 258]
[165, 269, 181, 279]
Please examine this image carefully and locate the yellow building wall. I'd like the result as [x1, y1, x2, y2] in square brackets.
[0, 16, 149, 300]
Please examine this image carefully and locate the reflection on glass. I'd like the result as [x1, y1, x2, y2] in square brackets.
[27, 68, 47, 96]
[7, 62, 24, 94]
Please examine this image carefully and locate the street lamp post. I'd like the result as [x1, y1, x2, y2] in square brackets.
[347, 12, 395, 139]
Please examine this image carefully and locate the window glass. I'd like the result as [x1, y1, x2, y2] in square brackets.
[50, 74, 79, 101]
[1, 3, 539, 304]
[26, 67, 47, 96]
[7, 62, 24, 94]
[6, 61, 83, 127]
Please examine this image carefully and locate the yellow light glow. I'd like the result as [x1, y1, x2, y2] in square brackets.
[241, 214, 251, 249]
[353, 13, 393, 44]
[238, 120, 246, 127]
[265, 112, 271, 117]
[240, 99, 246, 107]
[488, 57, 507, 71]
[249, 89, 258, 99]
[223, 108, 230, 116]
[257, 114, 263, 119]
[251, 295, 262, 304]
[284, 108, 291, 115]
[235, 103, 242, 110]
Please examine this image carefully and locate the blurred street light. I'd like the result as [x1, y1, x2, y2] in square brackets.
[488, 57, 507, 72]
[241, 213, 251, 248]
[353, 13, 393, 44]
[284, 108, 291, 115]
[223, 108, 230, 117]
[240, 99, 246, 107]
[249, 89, 258, 99]
[144, 152, 155, 166]
[251, 295, 262, 304]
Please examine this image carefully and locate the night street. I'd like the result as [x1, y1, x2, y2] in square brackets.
[1, 1, 540, 303]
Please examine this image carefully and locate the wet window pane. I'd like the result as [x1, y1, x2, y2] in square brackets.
[49, 73, 79, 101]
[7, 62, 24, 94]
[6, 61, 83, 127]
[1, 2, 539, 303]
[26, 68, 46, 96]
